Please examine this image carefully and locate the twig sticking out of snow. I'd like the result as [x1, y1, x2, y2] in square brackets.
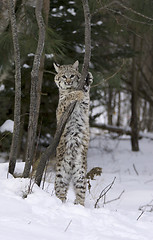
[133, 163, 139, 176]
[94, 177, 116, 208]
[137, 211, 144, 221]
[137, 200, 153, 220]
[144, 179, 153, 184]
[104, 190, 125, 205]
[64, 220, 72, 232]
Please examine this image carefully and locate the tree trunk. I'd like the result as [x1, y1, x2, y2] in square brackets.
[107, 86, 113, 125]
[23, 0, 46, 178]
[131, 35, 139, 151]
[117, 91, 121, 126]
[8, 0, 21, 174]
[17, 77, 30, 159]
[90, 122, 153, 140]
[35, 0, 91, 186]
[147, 103, 153, 132]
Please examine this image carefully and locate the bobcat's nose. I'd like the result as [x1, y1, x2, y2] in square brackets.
[66, 78, 71, 84]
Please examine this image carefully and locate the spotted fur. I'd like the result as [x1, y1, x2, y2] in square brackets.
[53, 61, 93, 205]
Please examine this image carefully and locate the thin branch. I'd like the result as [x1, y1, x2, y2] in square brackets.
[64, 220, 72, 232]
[42, 163, 48, 190]
[91, 59, 125, 89]
[133, 163, 139, 176]
[111, 11, 144, 38]
[44, 70, 56, 75]
[144, 179, 153, 184]
[95, 177, 116, 208]
[104, 190, 125, 204]
[139, 204, 153, 212]
[106, 8, 153, 26]
[118, 2, 153, 22]
[91, 1, 119, 16]
[92, 1, 153, 23]
[137, 211, 144, 221]
[139, 199, 153, 211]
[137, 200, 153, 220]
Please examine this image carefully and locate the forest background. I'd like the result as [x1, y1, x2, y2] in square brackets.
[0, 0, 153, 168]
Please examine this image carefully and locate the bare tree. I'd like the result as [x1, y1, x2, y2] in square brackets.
[131, 34, 139, 151]
[8, 0, 21, 175]
[23, 0, 46, 177]
[35, 0, 91, 186]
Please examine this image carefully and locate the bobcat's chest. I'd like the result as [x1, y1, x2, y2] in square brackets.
[60, 101, 89, 148]
[65, 102, 86, 134]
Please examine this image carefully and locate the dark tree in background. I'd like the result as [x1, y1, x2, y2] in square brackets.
[131, 36, 139, 151]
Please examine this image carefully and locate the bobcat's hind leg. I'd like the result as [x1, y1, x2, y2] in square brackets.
[72, 165, 86, 206]
[55, 173, 70, 203]
[55, 155, 72, 203]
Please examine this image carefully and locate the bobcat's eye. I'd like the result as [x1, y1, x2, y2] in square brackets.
[62, 75, 66, 79]
[70, 75, 75, 78]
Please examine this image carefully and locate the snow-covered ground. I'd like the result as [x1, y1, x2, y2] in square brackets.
[0, 129, 153, 240]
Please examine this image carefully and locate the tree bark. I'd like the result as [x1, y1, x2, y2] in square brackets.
[131, 35, 139, 151]
[79, 0, 91, 88]
[35, 0, 91, 186]
[107, 86, 113, 125]
[91, 122, 153, 140]
[147, 103, 153, 132]
[8, 0, 21, 174]
[91, 123, 132, 135]
[23, 0, 46, 177]
[117, 91, 121, 126]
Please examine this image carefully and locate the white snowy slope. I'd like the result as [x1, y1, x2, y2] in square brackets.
[0, 131, 153, 240]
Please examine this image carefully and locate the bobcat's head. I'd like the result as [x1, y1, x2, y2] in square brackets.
[53, 61, 81, 90]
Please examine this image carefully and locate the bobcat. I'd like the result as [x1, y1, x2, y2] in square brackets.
[53, 60, 93, 205]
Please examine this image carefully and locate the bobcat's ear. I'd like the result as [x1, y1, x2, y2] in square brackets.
[72, 60, 79, 70]
[53, 62, 60, 73]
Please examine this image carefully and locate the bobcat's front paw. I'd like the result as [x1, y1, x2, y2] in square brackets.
[83, 72, 93, 92]
[70, 90, 84, 101]
[76, 90, 84, 101]
[86, 72, 93, 85]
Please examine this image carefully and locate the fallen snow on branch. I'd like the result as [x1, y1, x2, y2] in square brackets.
[0, 120, 14, 133]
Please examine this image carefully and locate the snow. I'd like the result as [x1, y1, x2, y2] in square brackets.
[0, 120, 14, 133]
[75, 45, 85, 53]
[0, 131, 153, 240]
[72, 30, 77, 34]
[45, 53, 54, 59]
[67, 8, 76, 16]
[59, 6, 64, 11]
[23, 64, 30, 68]
[28, 53, 34, 57]
[97, 21, 103, 25]
[0, 84, 5, 91]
